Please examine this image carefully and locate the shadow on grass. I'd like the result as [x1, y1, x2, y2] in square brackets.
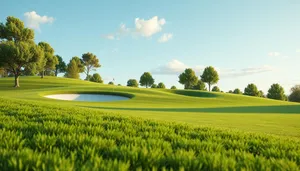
[82, 105, 300, 114]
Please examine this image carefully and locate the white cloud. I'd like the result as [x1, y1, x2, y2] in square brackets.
[135, 16, 166, 37]
[268, 52, 280, 57]
[158, 33, 173, 43]
[152, 59, 274, 77]
[24, 11, 54, 30]
[103, 34, 115, 40]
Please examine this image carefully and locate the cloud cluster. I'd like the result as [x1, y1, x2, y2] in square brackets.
[158, 33, 173, 43]
[103, 16, 171, 42]
[152, 59, 273, 77]
[24, 11, 54, 30]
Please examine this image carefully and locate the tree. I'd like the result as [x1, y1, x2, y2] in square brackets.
[151, 84, 157, 88]
[267, 84, 285, 100]
[108, 81, 114, 85]
[233, 88, 242, 94]
[201, 66, 219, 91]
[89, 73, 103, 83]
[127, 79, 138, 87]
[139, 72, 154, 88]
[65, 57, 84, 79]
[0, 67, 8, 77]
[0, 16, 43, 87]
[170, 86, 177, 90]
[193, 80, 207, 91]
[244, 84, 259, 96]
[212, 86, 220, 92]
[23, 62, 38, 76]
[82, 52, 101, 80]
[228, 90, 233, 93]
[38, 42, 58, 78]
[157, 82, 166, 89]
[178, 68, 198, 89]
[288, 85, 300, 102]
[55, 55, 66, 76]
[258, 90, 265, 98]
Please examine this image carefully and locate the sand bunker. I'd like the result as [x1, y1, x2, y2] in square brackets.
[44, 94, 129, 102]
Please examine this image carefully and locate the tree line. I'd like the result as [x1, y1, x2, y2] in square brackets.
[0, 16, 299, 102]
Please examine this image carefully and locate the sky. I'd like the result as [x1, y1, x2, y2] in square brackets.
[1, 0, 300, 93]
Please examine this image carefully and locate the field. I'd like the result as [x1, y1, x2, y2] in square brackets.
[0, 77, 300, 170]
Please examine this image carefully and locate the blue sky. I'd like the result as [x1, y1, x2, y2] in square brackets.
[1, 0, 300, 93]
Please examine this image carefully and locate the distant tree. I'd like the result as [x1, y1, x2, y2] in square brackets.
[0, 67, 8, 77]
[118, 84, 121, 86]
[151, 84, 157, 88]
[233, 88, 242, 94]
[38, 42, 58, 78]
[288, 85, 300, 102]
[65, 57, 84, 79]
[201, 66, 219, 91]
[157, 82, 166, 89]
[267, 83, 285, 100]
[55, 55, 66, 76]
[0, 16, 43, 87]
[228, 90, 233, 93]
[212, 86, 220, 92]
[244, 84, 259, 96]
[127, 79, 139, 87]
[89, 73, 103, 83]
[258, 90, 265, 98]
[178, 68, 198, 89]
[193, 80, 207, 91]
[108, 81, 114, 85]
[170, 86, 177, 90]
[82, 52, 101, 80]
[139, 72, 154, 88]
[23, 62, 38, 76]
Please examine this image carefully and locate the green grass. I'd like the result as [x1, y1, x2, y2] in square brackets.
[0, 76, 300, 170]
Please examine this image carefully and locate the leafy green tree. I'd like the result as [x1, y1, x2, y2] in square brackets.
[233, 88, 242, 94]
[157, 82, 166, 89]
[55, 55, 66, 76]
[201, 66, 219, 91]
[228, 90, 233, 93]
[288, 85, 300, 102]
[90, 73, 103, 83]
[170, 86, 177, 90]
[0, 67, 8, 77]
[212, 86, 220, 92]
[127, 79, 138, 87]
[0, 16, 43, 87]
[193, 80, 207, 91]
[108, 81, 114, 85]
[151, 84, 157, 88]
[258, 90, 265, 98]
[118, 84, 122, 86]
[65, 57, 84, 79]
[267, 83, 285, 100]
[82, 52, 101, 80]
[244, 83, 259, 96]
[139, 72, 154, 88]
[23, 63, 38, 76]
[38, 42, 58, 78]
[178, 68, 198, 89]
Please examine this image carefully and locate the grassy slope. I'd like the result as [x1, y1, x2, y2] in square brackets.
[0, 76, 300, 137]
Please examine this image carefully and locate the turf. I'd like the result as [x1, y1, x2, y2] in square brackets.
[0, 76, 300, 170]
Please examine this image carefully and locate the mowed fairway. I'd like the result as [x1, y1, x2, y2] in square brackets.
[1, 77, 300, 170]
[1, 77, 300, 137]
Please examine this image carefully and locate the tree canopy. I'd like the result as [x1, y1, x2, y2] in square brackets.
[151, 84, 157, 88]
[233, 88, 242, 94]
[127, 79, 139, 87]
[89, 73, 103, 83]
[82, 52, 101, 80]
[55, 55, 66, 76]
[193, 80, 207, 91]
[157, 82, 166, 89]
[139, 72, 154, 88]
[170, 86, 177, 90]
[65, 57, 84, 79]
[201, 66, 219, 91]
[244, 84, 259, 96]
[108, 81, 114, 85]
[267, 83, 285, 100]
[178, 68, 198, 89]
[212, 86, 220, 92]
[288, 85, 300, 102]
[38, 42, 58, 78]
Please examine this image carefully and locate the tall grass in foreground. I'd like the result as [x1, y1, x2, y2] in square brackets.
[0, 97, 300, 170]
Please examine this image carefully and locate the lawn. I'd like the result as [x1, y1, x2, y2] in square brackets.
[0, 76, 300, 170]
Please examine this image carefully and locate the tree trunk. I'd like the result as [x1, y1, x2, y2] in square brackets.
[41, 71, 44, 78]
[14, 74, 19, 87]
[208, 83, 211, 91]
[55, 68, 58, 77]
